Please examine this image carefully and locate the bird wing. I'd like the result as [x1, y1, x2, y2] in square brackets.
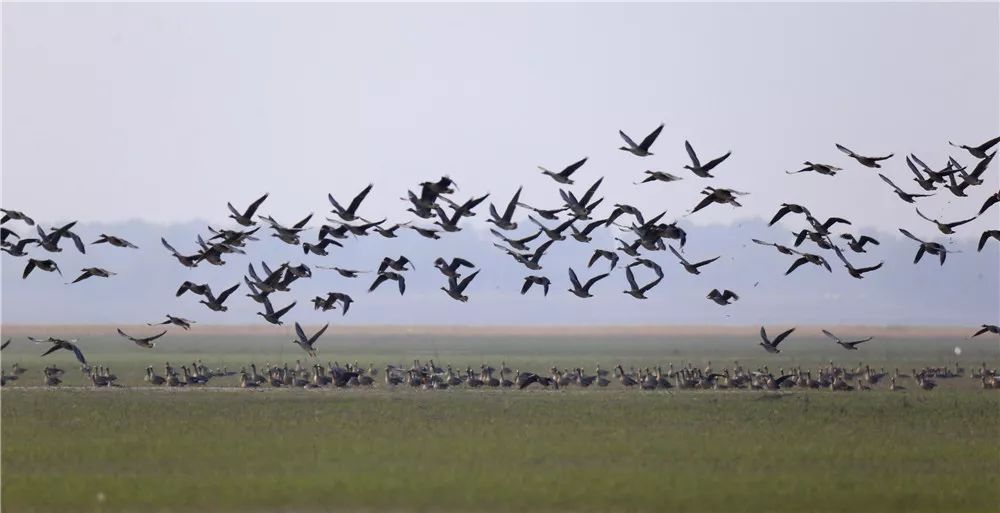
[347, 184, 374, 214]
[914, 208, 935, 223]
[294, 322, 308, 343]
[70, 344, 87, 365]
[618, 130, 638, 149]
[878, 173, 905, 194]
[116, 328, 133, 341]
[640, 276, 663, 294]
[309, 323, 330, 345]
[146, 331, 168, 343]
[759, 326, 769, 344]
[579, 177, 604, 205]
[703, 151, 732, 171]
[668, 245, 688, 265]
[293, 213, 313, 229]
[773, 328, 796, 346]
[531, 239, 555, 261]
[639, 123, 664, 151]
[821, 329, 841, 343]
[857, 262, 883, 274]
[694, 255, 720, 268]
[945, 216, 977, 229]
[685, 140, 701, 168]
[275, 301, 297, 318]
[562, 157, 588, 177]
[368, 274, 389, 292]
[785, 257, 808, 275]
[22, 259, 37, 279]
[161, 238, 179, 255]
[397, 275, 406, 294]
[690, 194, 716, 214]
[898, 228, 923, 243]
[568, 268, 583, 290]
[216, 283, 240, 304]
[457, 270, 481, 292]
[452, 257, 475, 269]
[245, 193, 269, 217]
[625, 266, 639, 291]
[914, 245, 925, 264]
[835, 143, 857, 157]
[584, 273, 610, 290]
[503, 187, 522, 220]
[520, 278, 533, 295]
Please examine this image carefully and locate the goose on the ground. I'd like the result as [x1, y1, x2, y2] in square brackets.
[759, 326, 795, 353]
[683, 141, 732, 177]
[669, 245, 719, 275]
[23, 258, 61, 278]
[521, 275, 551, 296]
[706, 289, 738, 306]
[915, 207, 977, 235]
[148, 315, 195, 330]
[832, 246, 883, 279]
[227, 193, 269, 226]
[822, 329, 872, 350]
[978, 230, 1000, 252]
[567, 268, 609, 298]
[835, 143, 893, 168]
[117, 328, 166, 349]
[949, 135, 1000, 159]
[487, 186, 522, 230]
[619, 123, 664, 157]
[70, 267, 115, 284]
[442, 270, 481, 302]
[368, 272, 406, 295]
[92, 234, 139, 249]
[539, 157, 588, 185]
[293, 322, 329, 357]
[328, 184, 374, 222]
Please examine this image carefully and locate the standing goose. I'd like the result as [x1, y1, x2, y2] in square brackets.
[23, 258, 61, 279]
[759, 326, 795, 354]
[520, 275, 551, 296]
[92, 234, 139, 249]
[490, 229, 541, 252]
[539, 157, 588, 185]
[832, 246, 883, 279]
[441, 270, 481, 302]
[669, 245, 719, 275]
[683, 141, 732, 177]
[839, 234, 880, 253]
[588, 249, 619, 271]
[878, 174, 934, 204]
[257, 298, 296, 325]
[619, 123, 664, 157]
[368, 272, 406, 295]
[978, 230, 1000, 252]
[567, 268, 609, 298]
[161, 238, 201, 268]
[898, 229, 952, 265]
[623, 266, 662, 299]
[487, 186, 522, 230]
[200, 283, 240, 312]
[971, 325, 999, 337]
[787, 162, 841, 176]
[434, 257, 475, 279]
[328, 184, 374, 222]
[117, 328, 166, 349]
[1, 208, 35, 226]
[293, 322, 329, 357]
[227, 193, 269, 226]
[949, 135, 1000, 159]
[706, 289, 738, 306]
[70, 267, 115, 284]
[915, 208, 977, 235]
[835, 143, 893, 168]
[822, 329, 872, 350]
[148, 315, 195, 330]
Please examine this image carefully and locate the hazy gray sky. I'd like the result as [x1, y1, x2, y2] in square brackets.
[3, 3, 998, 241]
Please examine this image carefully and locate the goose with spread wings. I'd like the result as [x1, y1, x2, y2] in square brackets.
[227, 193, 269, 226]
[442, 270, 481, 302]
[669, 245, 719, 275]
[898, 228, 952, 265]
[494, 238, 555, 271]
[835, 143, 893, 168]
[257, 297, 296, 325]
[759, 326, 795, 354]
[619, 123, 664, 157]
[623, 266, 662, 300]
[568, 268, 609, 298]
[949, 135, 1000, 159]
[878, 173, 934, 204]
[521, 275, 551, 296]
[117, 328, 167, 349]
[369, 271, 406, 295]
[684, 141, 732, 177]
[31, 337, 87, 365]
[328, 184, 374, 222]
[200, 283, 240, 312]
[822, 329, 872, 350]
[92, 234, 139, 249]
[487, 186, 522, 230]
[832, 246, 883, 279]
[293, 322, 329, 357]
[915, 208, 977, 235]
[539, 158, 588, 185]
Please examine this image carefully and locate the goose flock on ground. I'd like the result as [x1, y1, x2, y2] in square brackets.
[1, 129, 998, 387]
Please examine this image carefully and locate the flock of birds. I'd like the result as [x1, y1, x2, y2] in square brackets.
[1, 126, 998, 387]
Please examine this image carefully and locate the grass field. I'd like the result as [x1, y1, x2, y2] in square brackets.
[2, 326, 999, 512]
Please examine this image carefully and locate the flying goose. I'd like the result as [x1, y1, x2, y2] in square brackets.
[706, 289, 738, 306]
[979, 230, 1000, 252]
[835, 143, 893, 168]
[328, 184, 374, 222]
[529, 215, 576, 241]
[257, 297, 296, 325]
[785, 250, 832, 275]
[293, 322, 329, 357]
[759, 326, 795, 354]
[334, 217, 386, 237]
[148, 315, 195, 330]
[36, 222, 85, 254]
[623, 266, 662, 299]
[615, 237, 642, 257]
[442, 270, 481, 302]
[768, 203, 811, 226]
[434, 257, 475, 279]
[521, 275, 551, 296]
[690, 187, 748, 214]
[588, 249, 619, 271]
[636, 170, 683, 184]
[538, 157, 587, 185]
[793, 229, 834, 250]
[1, 237, 38, 257]
[1, 226, 19, 245]
[373, 223, 404, 238]
[440, 193, 490, 219]
[407, 225, 442, 240]
[487, 186, 522, 230]
[971, 325, 999, 337]
[559, 177, 604, 219]
[915, 208, 977, 235]
[752, 238, 796, 255]
[822, 329, 872, 350]
[302, 238, 342, 256]
[619, 123, 664, 157]
[200, 283, 240, 312]
[494, 238, 555, 270]
[806, 215, 852, 236]
[117, 328, 166, 349]
[569, 218, 609, 243]
[898, 229, 952, 265]
[70, 267, 116, 284]
[23, 258, 61, 279]
[378, 256, 414, 273]
[1, 208, 35, 226]
[227, 193, 269, 226]
[92, 234, 139, 249]
[839, 233, 879, 253]
[832, 246, 882, 279]
[368, 272, 406, 295]
[316, 266, 368, 278]
[627, 258, 664, 279]
[684, 141, 732, 177]
[490, 229, 541, 251]
[32, 337, 87, 365]
[878, 174, 934, 204]
[951, 152, 994, 186]
[567, 268, 609, 298]
[787, 162, 841, 176]
[949, 135, 1000, 159]
[317, 292, 354, 315]
[978, 191, 999, 215]
[161, 238, 200, 268]
[516, 203, 567, 220]
[433, 206, 466, 232]
[258, 213, 313, 245]
[669, 245, 719, 275]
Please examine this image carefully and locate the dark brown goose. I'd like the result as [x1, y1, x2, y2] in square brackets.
[619, 123, 664, 157]
[835, 143, 892, 168]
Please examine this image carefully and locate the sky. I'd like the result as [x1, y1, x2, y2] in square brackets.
[1, 3, 998, 326]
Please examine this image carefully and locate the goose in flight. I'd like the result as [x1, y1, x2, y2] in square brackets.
[70, 267, 116, 284]
[768, 203, 811, 226]
[690, 187, 748, 214]
[434, 257, 475, 279]
[407, 225, 442, 240]
[706, 289, 738, 306]
[161, 238, 201, 268]
[835, 143, 892, 168]
[433, 206, 466, 232]
[619, 123, 664, 157]
[978, 191, 999, 216]
[2, 237, 38, 257]
[832, 246, 883, 279]
[759, 326, 795, 353]
[378, 256, 414, 273]
[787, 162, 841, 176]
[369, 272, 406, 295]
[487, 187, 522, 230]
[148, 315, 195, 330]
[314, 292, 353, 315]
[785, 250, 832, 275]
[257, 297, 296, 325]
[32, 337, 87, 364]
[623, 266, 662, 299]
[1, 226, 18, 245]
[898, 229, 952, 265]
[1, 339, 10, 350]
[227, 193, 269, 226]
[669, 245, 719, 275]
[915, 208, 977, 235]
[822, 329, 872, 350]
[971, 324, 1000, 337]
[258, 213, 313, 245]
[176, 281, 211, 297]
[529, 215, 577, 241]
[521, 275, 551, 296]
[684, 141, 732, 177]
[878, 173, 934, 204]
[293, 322, 329, 357]
[23, 258, 61, 279]
[951, 152, 994, 187]
[200, 283, 240, 312]
[490, 229, 542, 252]
[117, 328, 166, 349]
[373, 223, 404, 238]
[36, 222, 85, 254]
[615, 237, 642, 257]
[1, 208, 35, 226]
[92, 234, 138, 249]
[442, 270, 481, 302]
[627, 258, 664, 279]
[636, 170, 683, 184]
[568, 268, 609, 298]
[494, 238, 555, 270]
[793, 229, 834, 250]
[538, 157, 588, 185]
[302, 238, 342, 256]
[588, 249, 619, 271]
[805, 215, 851, 236]
[559, 177, 605, 219]
[569, 218, 609, 243]
[605, 203, 645, 227]
[316, 266, 368, 278]
[839, 234, 879, 253]
[516, 203, 567, 220]
[978, 230, 1000, 252]
[950, 135, 1000, 159]
[752, 238, 796, 255]
[328, 184, 374, 222]
[440, 193, 490, 220]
